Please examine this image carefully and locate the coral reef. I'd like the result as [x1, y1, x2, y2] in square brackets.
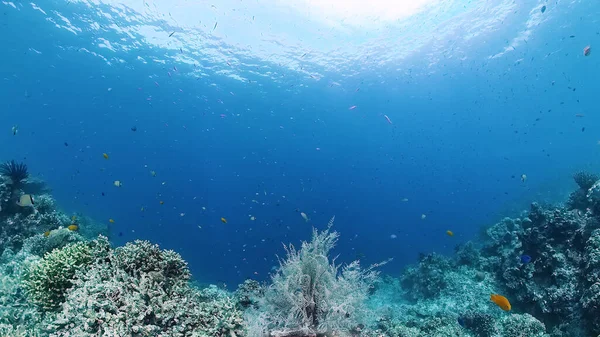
[4, 168, 600, 337]
[48, 238, 244, 337]
[567, 171, 600, 211]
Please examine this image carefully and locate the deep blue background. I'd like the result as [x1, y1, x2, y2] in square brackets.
[1, 0, 599, 286]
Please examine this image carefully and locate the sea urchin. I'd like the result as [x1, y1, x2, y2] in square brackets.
[0, 160, 29, 186]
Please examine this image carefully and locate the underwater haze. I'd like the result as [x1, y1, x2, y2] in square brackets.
[1, 0, 599, 288]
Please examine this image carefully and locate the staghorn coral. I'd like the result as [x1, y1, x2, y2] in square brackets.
[114, 240, 190, 282]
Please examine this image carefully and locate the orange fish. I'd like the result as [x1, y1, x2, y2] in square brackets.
[43, 231, 51, 237]
[490, 294, 511, 311]
[446, 230, 454, 237]
[67, 225, 79, 231]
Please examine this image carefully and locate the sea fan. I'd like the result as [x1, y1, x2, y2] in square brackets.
[0, 160, 29, 186]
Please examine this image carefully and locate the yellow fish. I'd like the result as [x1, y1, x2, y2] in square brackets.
[109, 219, 115, 223]
[446, 230, 454, 237]
[490, 294, 511, 311]
[43, 231, 51, 237]
[114, 180, 122, 187]
[221, 217, 227, 224]
[103, 153, 109, 159]
[67, 225, 79, 231]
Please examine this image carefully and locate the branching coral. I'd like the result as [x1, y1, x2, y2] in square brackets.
[49, 239, 244, 337]
[21, 241, 92, 310]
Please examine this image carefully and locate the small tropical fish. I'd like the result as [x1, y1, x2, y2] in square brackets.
[520, 254, 532, 264]
[71, 215, 77, 221]
[221, 217, 227, 224]
[114, 180, 122, 187]
[421, 214, 427, 220]
[150, 171, 156, 177]
[540, 5, 546, 13]
[168, 31, 175, 37]
[67, 225, 79, 231]
[446, 230, 454, 237]
[103, 153, 109, 159]
[213, 22, 218, 30]
[384, 115, 393, 124]
[521, 174, 527, 182]
[160, 201, 164, 205]
[348, 105, 357, 110]
[16, 194, 34, 207]
[401, 198, 409, 202]
[300, 212, 309, 222]
[11, 125, 18, 135]
[140, 206, 145, 211]
[583, 45, 591, 56]
[109, 219, 115, 223]
[490, 294, 511, 311]
[43, 231, 51, 237]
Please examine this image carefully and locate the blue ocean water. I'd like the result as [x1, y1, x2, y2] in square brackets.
[0, 0, 598, 287]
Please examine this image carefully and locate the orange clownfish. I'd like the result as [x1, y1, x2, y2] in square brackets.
[490, 294, 511, 311]
[446, 230, 454, 237]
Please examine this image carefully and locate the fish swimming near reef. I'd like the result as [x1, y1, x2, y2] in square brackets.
[300, 212, 309, 222]
[520, 254, 532, 264]
[16, 194, 34, 207]
[490, 294, 511, 311]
